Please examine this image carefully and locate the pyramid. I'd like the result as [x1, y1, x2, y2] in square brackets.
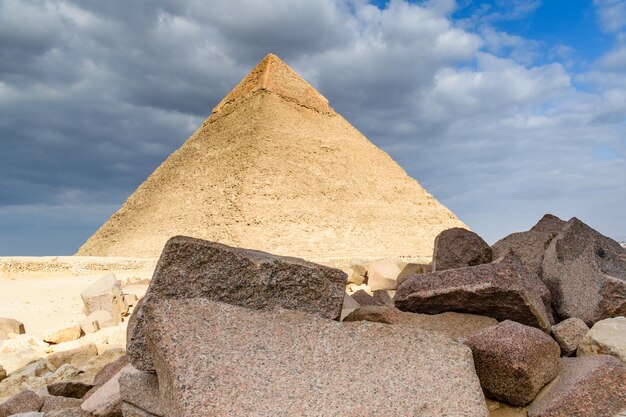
[77, 54, 467, 262]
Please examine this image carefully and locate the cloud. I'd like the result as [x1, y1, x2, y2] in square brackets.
[594, 0, 626, 33]
[0, 0, 625, 255]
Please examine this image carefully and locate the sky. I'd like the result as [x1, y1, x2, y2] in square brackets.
[0, 0, 625, 255]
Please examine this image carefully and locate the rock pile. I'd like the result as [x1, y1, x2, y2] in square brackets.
[1, 213, 625, 416]
[393, 214, 626, 415]
[0, 273, 148, 416]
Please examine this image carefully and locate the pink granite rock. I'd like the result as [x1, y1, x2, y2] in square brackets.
[395, 253, 554, 332]
[128, 236, 347, 371]
[550, 317, 589, 356]
[466, 320, 560, 406]
[119, 366, 162, 416]
[542, 217, 626, 325]
[432, 228, 492, 271]
[0, 390, 43, 417]
[344, 306, 497, 339]
[144, 298, 489, 417]
[490, 214, 565, 281]
[527, 355, 626, 417]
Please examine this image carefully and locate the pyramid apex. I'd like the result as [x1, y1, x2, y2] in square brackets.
[212, 53, 332, 115]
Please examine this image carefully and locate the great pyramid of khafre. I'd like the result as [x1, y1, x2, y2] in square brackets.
[77, 54, 467, 262]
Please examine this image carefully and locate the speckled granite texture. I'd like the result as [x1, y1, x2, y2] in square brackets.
[432, 227, 492, 271]
[127, 236, 347, 371]
[542, 217, 626, 325]
[395, 253, 554, 332]
[550, 317, 589, 356]
[144, 298, 489, 417]
[343, 306, 497, 339]
[466, 320, 560, 406]
[491, 214, 565, 278]
[527, 355, 626, 417]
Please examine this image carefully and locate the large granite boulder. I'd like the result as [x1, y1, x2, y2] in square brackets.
[128, 236, 347, 371]
[344, 306, 497, 339]
[143, 298, 489, 417]
[466, 320, 560, 406]
[395, 253, 554, 332]
[577, 316, 626, 364]
[542, 217, 626, 325]
[492, 214, 565, 277]
[527, 355, 626, 417]
[432, 228, 492, 271]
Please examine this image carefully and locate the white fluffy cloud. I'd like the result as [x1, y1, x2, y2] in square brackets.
[0, 0, 625, 254]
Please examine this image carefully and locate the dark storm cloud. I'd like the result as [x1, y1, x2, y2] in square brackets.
[0, 0, 625, 255]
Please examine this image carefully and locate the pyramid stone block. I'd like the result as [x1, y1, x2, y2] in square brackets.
[77, 54, 466, 262]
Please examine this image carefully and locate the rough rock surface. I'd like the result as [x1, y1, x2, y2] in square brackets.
[128, 236, 347, 371]
[0, 390, 43, 417]
[47, 343, 98, 369]
[466, 321, 560, 406]
[395, 253, 554, 332]
[81, 364, 131, 417]
[542, 217, 626, 325]
[550, 317, 589, 356]
[144, 298, 489, 417]
[530, 214, 567, 234]
[81, 310, 116, 335]
[366, 258, 402, 290]
[41, 396, 82, 413]
[527, 355, 626, 417]
[43, 323, 81, 344]
[350, 289, 383, 306]
[0, 375, 47, 402]
[76, 53, 467, 261]
[344, 306, 497, 339]
[81, 273, 128, 323]
[492, 215, 565, 278]
[0, 367, 5, 383]
[0, 318, 25, 340]
[577, 316, 626, 363]
[432, 227, 492, 272]
[119, 366, 162, 417]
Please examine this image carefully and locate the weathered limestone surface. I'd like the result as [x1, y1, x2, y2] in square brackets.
[527, 355, 626, 417]
[542, 217, 626, 325]
[366, 258, 403, 290]
[127, 236, 347, 371]
[81, 273, 128, 323]
[466, 321, 560, 406]
[432, 227, 492, 271]
[76, 54, 466, 262]
[144, 298, 489, 417]
[0, 318, 25, 341]
[577, 316, 626, 364]
[395, 253, 554, 332]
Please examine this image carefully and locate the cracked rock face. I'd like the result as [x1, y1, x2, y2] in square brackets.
[127, 236, 347, 371]
[542, 217, 626, 325]
[395, 253, 554, 332]
[143, 297, 489, 417]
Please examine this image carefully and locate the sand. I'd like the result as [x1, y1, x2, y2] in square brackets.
[0, 256, 155, 337]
